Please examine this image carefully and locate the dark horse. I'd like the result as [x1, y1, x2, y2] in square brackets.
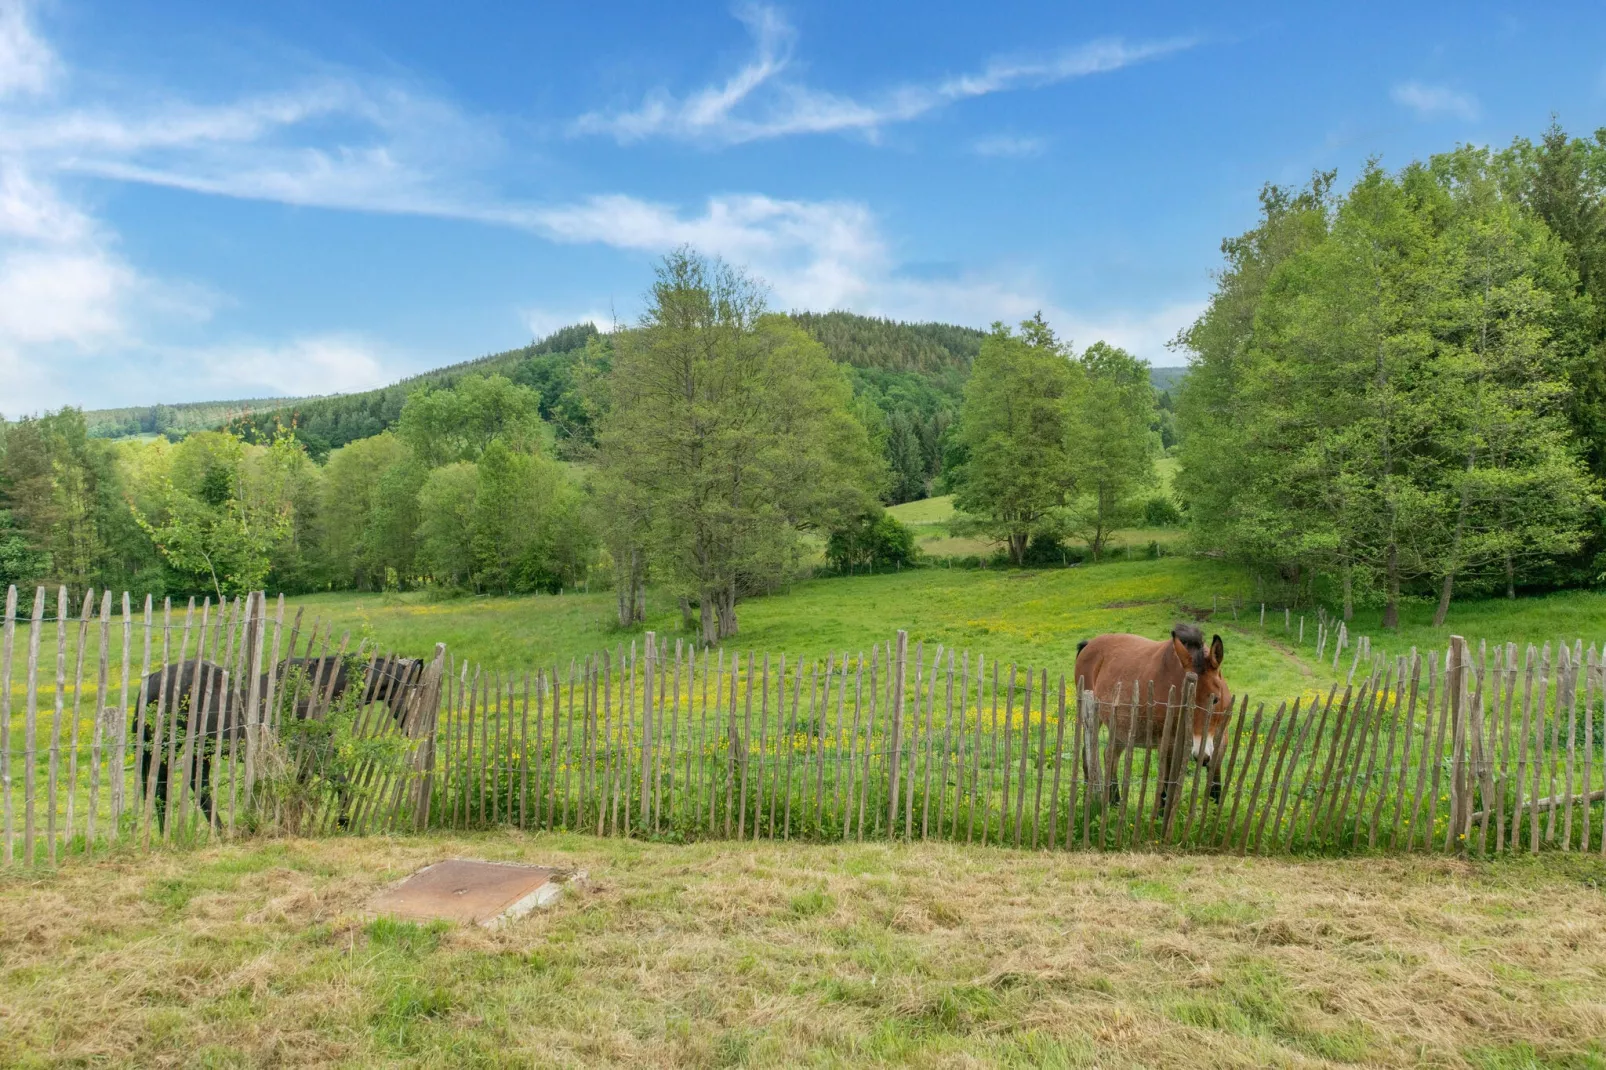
[135, 655, 423, 825]
[1074, 623, 1234, 810]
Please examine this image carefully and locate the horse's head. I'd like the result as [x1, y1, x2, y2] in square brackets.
[1170, 626, 1232, 769]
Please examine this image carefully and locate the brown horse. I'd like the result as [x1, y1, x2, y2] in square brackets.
[1074, 623, 1233, 809]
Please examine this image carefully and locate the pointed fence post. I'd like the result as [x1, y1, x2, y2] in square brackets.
[886, 631, 908, 838]
[1447, 635, 1470, 854]
[640, 632, 655, 831]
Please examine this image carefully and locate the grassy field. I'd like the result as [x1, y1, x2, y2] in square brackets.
[283, 557, 1330, 699]
[2, 832, 1602, 1067]
[885, 471, 1185, 561]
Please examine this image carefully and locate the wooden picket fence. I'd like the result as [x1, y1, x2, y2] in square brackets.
[0, 586, 446, 866]
[4, 584, 1606, 866]
[429, 629, 1606, 857]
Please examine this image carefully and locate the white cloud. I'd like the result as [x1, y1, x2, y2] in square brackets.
[1391, 81, 1479, 121]
[574, 5, 1194, 145]
[191, 335, 391, 398]
[1051, 300, 1206, 364]
[0, 0, 57, 98]
[0, 0, 1199, 412]
[523, 308, 620, 340]
[971, 134, 1048, 158]
[511, 190, 1200, 365]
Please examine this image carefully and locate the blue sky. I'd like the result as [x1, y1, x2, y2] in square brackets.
[2, 1, 1604, 414]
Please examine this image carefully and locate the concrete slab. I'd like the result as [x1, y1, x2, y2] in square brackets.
[369, 859, 568, 927]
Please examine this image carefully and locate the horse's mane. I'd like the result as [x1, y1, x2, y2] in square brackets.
[1171, 623, 1208, 673]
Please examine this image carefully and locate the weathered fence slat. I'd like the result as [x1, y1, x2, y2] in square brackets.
[1, 588, 16, 865]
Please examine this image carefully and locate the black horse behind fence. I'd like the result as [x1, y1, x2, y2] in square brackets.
[135, 655, 424, 825]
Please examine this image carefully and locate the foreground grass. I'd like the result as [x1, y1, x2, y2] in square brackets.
[2, 834, 1603, 1067]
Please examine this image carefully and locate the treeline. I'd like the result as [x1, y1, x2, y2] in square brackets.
[220, 313, 979, 503]
[83, 398, 312, 439]
[0, 376, 590, 604]
[0, 253, 902, 643]
[222, 323, 601, 460]
[1177, 123, 1606, 626]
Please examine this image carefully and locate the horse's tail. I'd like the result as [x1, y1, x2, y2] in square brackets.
[1076, 639, 1089, 655]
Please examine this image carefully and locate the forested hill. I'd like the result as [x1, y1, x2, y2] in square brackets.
[208, 323, 600, 459]
[117, 312, 982, 460]
[787, 312, 985, 373]
[84, 397, 317, 438]
[76, 311, 1177, 502]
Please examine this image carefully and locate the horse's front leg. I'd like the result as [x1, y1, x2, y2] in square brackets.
[1104, 737, 1123, 805]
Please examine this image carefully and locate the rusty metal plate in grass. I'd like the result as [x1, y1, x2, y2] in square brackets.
[369, 859, 562, 927]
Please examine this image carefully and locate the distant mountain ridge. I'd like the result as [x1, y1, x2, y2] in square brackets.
[79, 314, 1183, 452]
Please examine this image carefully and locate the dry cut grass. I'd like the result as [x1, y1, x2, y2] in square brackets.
[2, 834, 1605, 1067]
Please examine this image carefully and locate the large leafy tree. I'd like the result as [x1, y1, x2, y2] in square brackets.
[0, 408, 117, 594]
[950, 315, 1081, 565]
[1178, 155, 1598, 627]
[320, 431, 420, 590]
[596, 248, 881, 644]
[397, 373, 545, 467]
[1064, 341, 1157, 560]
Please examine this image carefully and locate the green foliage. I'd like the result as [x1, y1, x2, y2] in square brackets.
[1061, 341, 1158, 560]
[82, 397, 313, 439]
[0, 408, 109, 592]
[414, 462, 479, 589]
[1143, 494, 1183, 527]
[263, 665, 412, 833]
[949, 316, 1083, 565]
[129, 429, 304, 600]
[826, 509, 919, 572]
[320, 432, 421, 591]
[396, 374, 546, 467]
[221, 324, 601, 460]
[596, 250, 882, 643]
[786, 310, 984, 373]
[1177, 151, 1600, 626]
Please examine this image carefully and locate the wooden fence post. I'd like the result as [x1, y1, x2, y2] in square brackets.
[1, 586, 14, 865]
[886, 631, 907, 838]
[1447, 636, 1470, 854]
[641, 632, 655, 831]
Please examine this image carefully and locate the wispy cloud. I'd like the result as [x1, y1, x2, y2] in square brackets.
[0, 0, 57, 97]
[574, 5, 1195, 145]
[0, 0, 1199, 412]
[971, 134, 1048, 158]
[1390, 81, 1479, 121]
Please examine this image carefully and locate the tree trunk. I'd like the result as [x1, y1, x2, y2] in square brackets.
[1010, 531, 1028, 566]
[699, 597, 717, 648]
[1505, 552, 1516, 599]
[1383, 543, 1400, 630]
[678, 595, 694, 631]
[1433, 570, 1455, 629]
[617, 548, 646, 626]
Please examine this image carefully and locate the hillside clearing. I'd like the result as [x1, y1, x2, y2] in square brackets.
[2, 834, 1602, 1067]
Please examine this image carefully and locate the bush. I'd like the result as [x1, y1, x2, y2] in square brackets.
[1143, 494, 1183, 527]
[827, 510, 919, 572]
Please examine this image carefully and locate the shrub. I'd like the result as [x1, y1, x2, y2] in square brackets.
[827, 510, 919, 572]
[1143, 494, 1183, 527]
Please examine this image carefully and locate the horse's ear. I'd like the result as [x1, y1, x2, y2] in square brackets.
[1171, 633, 1192, 670]
[1210, 634, 1225, 668]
